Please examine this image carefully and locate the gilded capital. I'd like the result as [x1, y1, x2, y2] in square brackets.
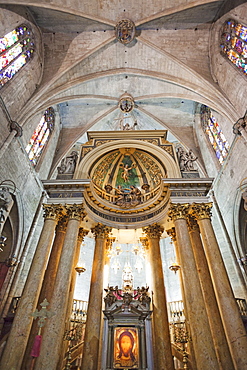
[168, 203, 190, 221]
[106, 236, 116, 250]
[56, 215, 68, 232]
[91, 223, 112, 239]
[65, 204, 86, 221]
[139, 237, 149, 250]
[143, 223, 164, 239]
[166, 227, 176, 242]
[43, 204, 64, 221]
[190, 203, 213, 220]
[78, 228, 89, 242]
[187, 215, 199, 232]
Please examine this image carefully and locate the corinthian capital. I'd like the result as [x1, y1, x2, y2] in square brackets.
[78, 228, 89, 242]
[106, 236, 116, 249]
[56, 215, 68, 232]
[91, 223, 112, 239]
[168, 203, 190, 221]
[190, 203, 213, 220]
[143, 223, 164, 239]
[166, 227, 176, 242]
[43, 204, 64, 221]
[65, 204, 86, 221]
[187, 215, 199, 232]
[139, 237, 149, 250]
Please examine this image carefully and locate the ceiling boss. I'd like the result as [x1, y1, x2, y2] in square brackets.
[115, 19, 136, 45]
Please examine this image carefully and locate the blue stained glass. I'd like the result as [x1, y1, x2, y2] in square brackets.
[201, 105, 229, 165]
[0, 24, 34, 88]
[221, 19, 247, 75]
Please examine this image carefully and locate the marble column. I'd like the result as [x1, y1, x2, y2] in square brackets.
[57, 227, 88, 370]
[104, 236, 115, 287]
[34, 204, 86, 370]
[166, 227, 196, 370]
[67, 227, 88, 320]
[143, 223, 175, 370]
[22, 215, 68, 369]
[168, 204, 219, 370]
[0, 204, 63, 370]
[190, 203, 247, 370]
[81, 223, 112, 370]
[187, 215, 234, 370]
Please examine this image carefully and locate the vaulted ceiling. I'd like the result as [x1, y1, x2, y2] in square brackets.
[1, 0, 244, 170]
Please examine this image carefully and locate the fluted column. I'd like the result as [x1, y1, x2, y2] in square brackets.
[187, 215, 234, 370]
[168, 203, 219, 370]
[81, 223, 112, 370]
[34, 204, 86, 370]
[143, 223, 174, 370]
[190, 203, 247, 370]
[22, 215, 68, 369]
[0, 204, 63, 370]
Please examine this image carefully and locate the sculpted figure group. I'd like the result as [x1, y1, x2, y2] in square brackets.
[177, 147, 198, 172]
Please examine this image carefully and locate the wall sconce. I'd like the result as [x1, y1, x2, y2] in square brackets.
[169, 262, 181, 274]
[75, 263, 86, 275]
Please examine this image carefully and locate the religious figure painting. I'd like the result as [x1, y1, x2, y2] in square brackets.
[113, 327, 139, 368]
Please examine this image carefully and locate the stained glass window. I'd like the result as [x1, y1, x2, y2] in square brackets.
[220, 19, 247, 75]
[25, 107, 55, 166]
[0, 24, 34, 88]
[200, 105, 230, 165]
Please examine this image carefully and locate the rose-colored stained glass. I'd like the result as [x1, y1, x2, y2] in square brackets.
[0, 25, 34, 88]
[25, 108, 55, 166]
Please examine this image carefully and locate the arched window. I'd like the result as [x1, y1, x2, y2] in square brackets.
[0, 24, 34, 88]
[25, 107, 55, 166]
[220, 19, 247, 75]
[200, 105, 229, 165]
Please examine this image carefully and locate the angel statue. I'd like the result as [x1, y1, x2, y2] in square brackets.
[119, 163, 136, 182]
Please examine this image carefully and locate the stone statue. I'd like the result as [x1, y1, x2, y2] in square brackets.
[137, 286, 151, 306]
[177, 147, 197, 172]
[119, 163, 136, 182]
[186, 149, 198, 171]
[0, 187, 14, 233]
[104, 286, 117, 307]
[233, 110, 247, 142]
[58, 151, 78, 174]
[242, 190, 247, 211]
